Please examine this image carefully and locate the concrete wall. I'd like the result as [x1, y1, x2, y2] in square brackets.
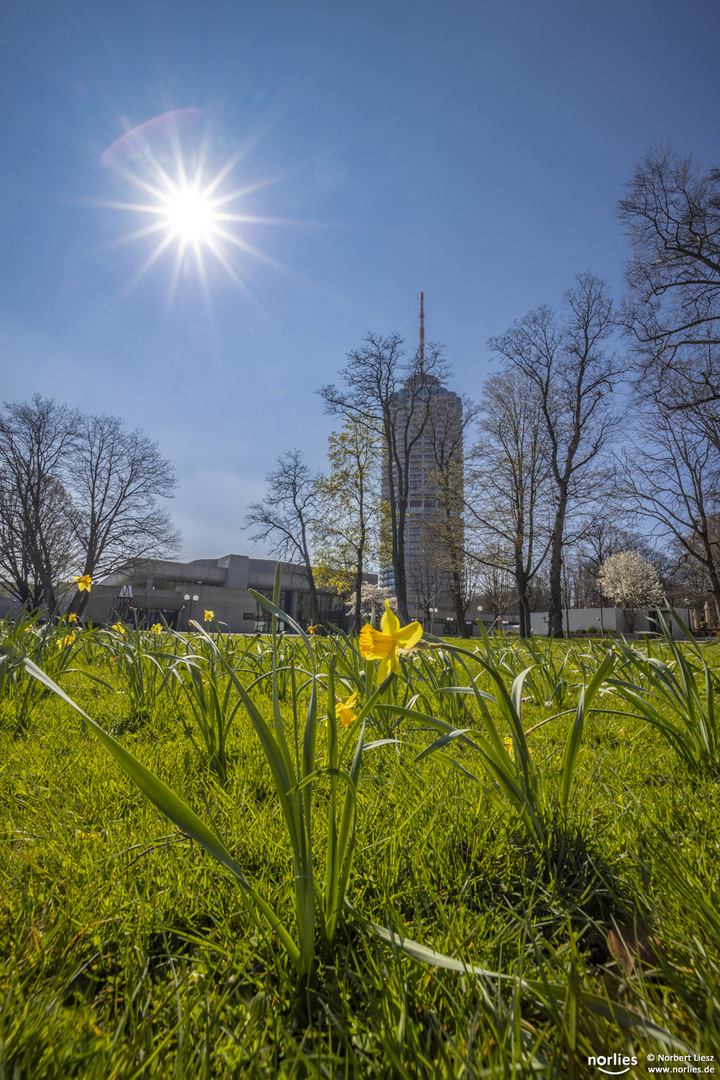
[530, 607, 685, 638]
[0, 596, 24, 620]
[531, 608, 620, 635]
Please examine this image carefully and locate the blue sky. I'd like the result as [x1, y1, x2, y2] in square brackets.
[1, 0, 719, 561]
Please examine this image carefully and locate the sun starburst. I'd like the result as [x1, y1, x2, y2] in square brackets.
[162, 183, 217, 245]
[98, 108, 299, 305]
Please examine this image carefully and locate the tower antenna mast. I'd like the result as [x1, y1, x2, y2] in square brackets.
[419, 291, 425, 372]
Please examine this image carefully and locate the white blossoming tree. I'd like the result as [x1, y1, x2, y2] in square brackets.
[346, 582, 398, 627]
[596, 550, 664, 632]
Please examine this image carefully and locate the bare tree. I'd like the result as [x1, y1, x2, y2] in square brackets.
[244, 449, 321, 626]
[563, 517, 662, 608]
[0, 474, 80, 611]
[0, 395, 79, 611]
[67, 413, 180, 616]
[474, 564, 516, 628]
[319, 333, 451, 622]
[488, 272, 621, 636]
[620, 403, 720, 621]
[618, 144, 720, 413]
[464, 372, 554, 638]
[664, 522, 720, 621]
[406, 531, 444, 628]
[0, 398, 180, 616]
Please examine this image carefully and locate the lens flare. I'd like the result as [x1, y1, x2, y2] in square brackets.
[98, 108, 302, 305]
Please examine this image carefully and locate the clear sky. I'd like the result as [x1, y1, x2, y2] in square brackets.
[1, 0, 719, 561]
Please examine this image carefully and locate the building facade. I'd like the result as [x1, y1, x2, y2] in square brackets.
[82, 554, 356, 632]
[379, 373, 464, 627]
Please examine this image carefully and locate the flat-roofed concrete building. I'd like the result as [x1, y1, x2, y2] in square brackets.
[83, 554, 362, 632]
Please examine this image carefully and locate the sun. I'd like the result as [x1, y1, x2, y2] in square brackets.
[98, 108, 294, 303]
[161, 183, 218, 246]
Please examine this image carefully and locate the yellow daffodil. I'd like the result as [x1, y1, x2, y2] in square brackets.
[358, 600, 423, 680]
[151, 623, 163, 634]
[67, 613, 77, 623]
[73, 574, 92, 592]
[503, 737, 515, 761]
[337, 691, 358, 728]
[307, 624, 319, 636]
[111, 623, 126, 635]
[204, 610, 214, 622]
[57, 633, 76, 649]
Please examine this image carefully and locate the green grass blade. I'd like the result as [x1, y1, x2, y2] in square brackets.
[348, 901, 688, 1051]
[559, 649, 615, 812]
[22, 658, 302, 970]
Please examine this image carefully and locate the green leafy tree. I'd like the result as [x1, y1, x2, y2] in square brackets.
[313, 419, 381, 632]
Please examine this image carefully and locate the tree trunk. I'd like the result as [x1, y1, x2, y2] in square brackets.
[514, 553, 531, 638]
[703, 548, 720, 625]
[353, 485, 367, 634]
[353, 548, 363, 634]
[513, 515, 532, 637]
[393, 500, 410, 622]
[66, 558, 95, 618]
[517, 592, 531, 639]
[34, 556, 57, 616]
[384, 430, 410, 623]
[306, 575, 320, 626]
[517, 581, 531, 638]
[67, 588, 92, 618]
[452, 568, 466, 637]
[547, 528, 565, 638]
[297, 518, 321, 627]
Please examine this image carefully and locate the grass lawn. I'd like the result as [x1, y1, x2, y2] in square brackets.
[1, 615, 719, 1078]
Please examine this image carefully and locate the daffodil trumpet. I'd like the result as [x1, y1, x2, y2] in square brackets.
[359, 600, 423, 680]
